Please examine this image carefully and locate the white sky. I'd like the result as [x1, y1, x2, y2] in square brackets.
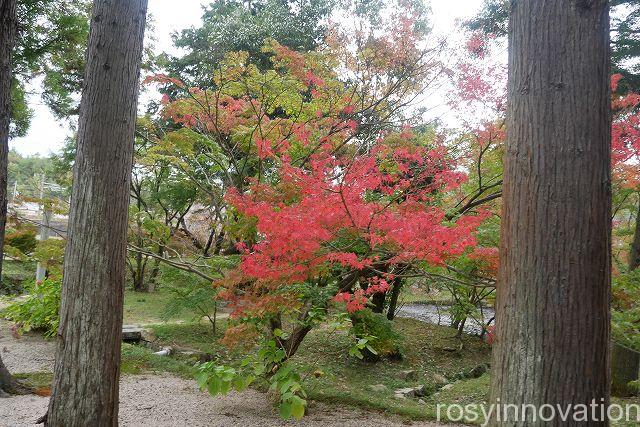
[10, 0, 484, 157]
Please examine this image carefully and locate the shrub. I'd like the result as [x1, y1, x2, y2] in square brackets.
[5, 229, 38, 255]
[350, 308, 403, 361]
[2, 276, 61, 337]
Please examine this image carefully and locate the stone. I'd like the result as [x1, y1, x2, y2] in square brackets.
[394, 385, 426, 398]
[398, 369, 417, 380]
[466, 364, 488, 379]
[394, 387, 416, 398]
[122, 325, 144, 342]
[433, 373, 448, 385]
[368, 384, 388, 392]
[153, 347, 172, 356]
[441, 384, 454, 391]
[413, 384, 426, 397]
[418, 399, 426, 404]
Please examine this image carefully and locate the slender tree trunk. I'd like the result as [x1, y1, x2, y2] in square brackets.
[370, 291, 385, 314]
[490, 1, 611, 425]
[45, 1, 147, 425]
[0, 0, 17, 395]
[132, 197, 146, 292]
[611, 197, 640, 396]
[386, 278, 402, 320]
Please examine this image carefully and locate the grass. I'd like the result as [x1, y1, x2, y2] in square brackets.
[123, 287, 197, 325]
[292, 318, 491, 421]
[120, 343, 195, 378]
[13, 371, 53, 390]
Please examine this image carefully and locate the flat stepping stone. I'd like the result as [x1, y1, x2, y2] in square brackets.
[122, 325, 145, 342]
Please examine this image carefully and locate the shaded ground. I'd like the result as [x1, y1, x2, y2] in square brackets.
[0, 319, 453, 426]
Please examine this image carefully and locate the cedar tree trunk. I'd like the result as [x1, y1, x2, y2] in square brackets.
[0, 0, 17, 396]
[45, 1, 148, 425]
[490, 1, 612, 425]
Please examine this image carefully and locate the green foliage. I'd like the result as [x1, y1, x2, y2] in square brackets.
[5, 229, 38, 255]
[33, 239, 65, 271]
[270, 363, 307, 420]
[1, 260, 36, 295]
[348, 335, 379, 360]
[3, 276, 61, 337]
[196, 363, 254, 397]
[161, 265, 220, 331]
[350, 309, 402, 360]
[612, 269, 640, 352]
[197, 338, 307, 420]
[14, 0, 90, 120]
[166, 0, 335, 84]
[10, 82, 32, 138]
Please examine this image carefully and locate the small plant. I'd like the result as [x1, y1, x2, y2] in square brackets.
[196, 338, 307, 420]
[3, 276, 62, 337]
[348, 334, 379, 360]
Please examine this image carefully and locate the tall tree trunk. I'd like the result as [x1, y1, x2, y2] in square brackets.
[490, 1, 611, 425]
[611, 197, 640, 396]
[0, 0, 17, 395]
[45, 1, 147, 425]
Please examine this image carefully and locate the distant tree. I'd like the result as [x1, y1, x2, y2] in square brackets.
[11, 0, 90, 135]
[159, 0, 407, 90]
[0, 0, 23, 399]
[163, 0, 335, 86]
[44, 0, 148, 424]
[490, 0, 611, 423]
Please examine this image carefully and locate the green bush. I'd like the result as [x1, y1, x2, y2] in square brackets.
[612, 269, 640, 352]
[5, 229, 38, 255]
[350, 308, 403, 361]
[2, 276, 61, 337]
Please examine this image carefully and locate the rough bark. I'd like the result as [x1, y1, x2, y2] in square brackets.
[0, 0, 15, 293]
[490, 1, 611, 425]
[611, 198, 640, 396]
[0, 0, 17, 395]
[45, 1, 148, 425]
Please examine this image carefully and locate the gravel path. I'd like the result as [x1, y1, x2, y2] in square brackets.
[0, 319, 451, 427]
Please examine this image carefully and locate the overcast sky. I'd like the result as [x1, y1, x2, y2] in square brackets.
[10, 0, 484, 157]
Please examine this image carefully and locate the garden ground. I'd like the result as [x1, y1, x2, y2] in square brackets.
[0, 314, 463, 426]
[3, 287, 638, 426]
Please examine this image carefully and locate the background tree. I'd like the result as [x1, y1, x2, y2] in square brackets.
[11, 0, 90, 134]
[490, 0, 612, 423]
[0, 0, 20, 400]
[45, 0, 148, 424]
[164, 0, 335, 85]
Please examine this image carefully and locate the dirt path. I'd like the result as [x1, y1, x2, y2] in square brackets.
[0, 319, 451, 427]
